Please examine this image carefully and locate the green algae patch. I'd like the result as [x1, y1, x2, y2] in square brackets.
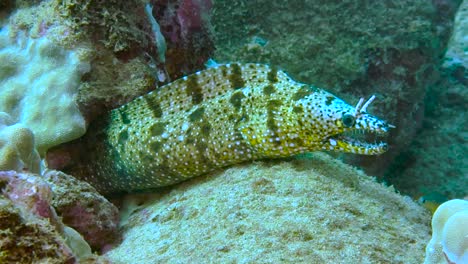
[107, 153, 431, 263]
[56, 0, 148, 52]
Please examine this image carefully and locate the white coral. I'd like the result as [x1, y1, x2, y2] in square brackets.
[425, 199, 468, 264]
[0, 26, 90, 155]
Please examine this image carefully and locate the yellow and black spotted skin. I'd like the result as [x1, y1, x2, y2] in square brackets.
[69, 63, 391, 194]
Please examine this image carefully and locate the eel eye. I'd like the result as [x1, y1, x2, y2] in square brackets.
[342, 114, 355, 127]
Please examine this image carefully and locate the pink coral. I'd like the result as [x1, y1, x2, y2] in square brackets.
[0, 170, 77, 263]
[0, 170, 120, 255]
[0, 170, 55, 220]
[42, 170, 120, 252]
[176, 0, 213, 40]
[149, 0, 214, 78]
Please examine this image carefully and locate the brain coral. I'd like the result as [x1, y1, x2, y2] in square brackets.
[0, 26, 89, 155]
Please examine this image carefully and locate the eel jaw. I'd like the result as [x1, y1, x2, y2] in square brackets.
[325, 128, 389, 155]
[322, 95, 391, 155]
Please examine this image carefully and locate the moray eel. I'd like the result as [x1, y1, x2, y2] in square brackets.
[62, 63, 392, 194]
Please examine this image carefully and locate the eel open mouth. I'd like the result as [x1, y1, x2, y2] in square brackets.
[327, 129, 388, 155]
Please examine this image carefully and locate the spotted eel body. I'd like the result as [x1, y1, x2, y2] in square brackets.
[66, 63, 391, 194]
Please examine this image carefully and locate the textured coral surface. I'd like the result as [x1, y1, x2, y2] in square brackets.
[0, 112, 40, 173]
[0, 198, 75, 264]
[106, 153, 431, 263]
[0, 171, 76, 263]
[0, 170, 115, 263]
[0, 25, 88, 154]
[42, 170, 120, 252]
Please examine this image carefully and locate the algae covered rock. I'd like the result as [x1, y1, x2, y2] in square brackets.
[0, 170, 78, 263]
[0, 170, 115, 262]
[107, 153, 431, 263]
[0, 197, 75, 264]
[383, 71, 467, 199]
[42, 169, 120, 252]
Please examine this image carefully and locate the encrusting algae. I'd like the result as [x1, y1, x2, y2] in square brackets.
[60, 63, 392, 194]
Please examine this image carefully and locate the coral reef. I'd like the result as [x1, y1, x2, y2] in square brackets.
[52, 0, 214, 120]
[0, 112, 40, 173]
[75, 54, 157, 120]
[4, 0, 213, 126]
[59, 0, 147, 52]
[211, 0, 461, 178]
[42, 169, 120, 252]
[0, 170, 89, 263]
[0, 170, 116, 262]
[0, 25, 89, 155]
[0, 167, 120, 261]
[0, 197, 75, 263]
[106, 153, 431, 263]
[1, 1, 461, 262]
[425, 199, 468, 264]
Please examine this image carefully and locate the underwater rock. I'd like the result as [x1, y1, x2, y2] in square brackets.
[54, 0, 159, 116]
[0, 170, 89, 263]
[42, 170, 120, 252]
[106, 153, 431, 263]
[384, 1, 467, 200]
[50, 0, 214, 121]
[151, 0, 214, 79]
[0, 196, 76, 264]
[211, 0, 462, 177]
[383, 73, 467, 200]
[0, 170, 58, 222]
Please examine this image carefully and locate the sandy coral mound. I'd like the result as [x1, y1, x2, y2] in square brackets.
[107, 153, 431, 263]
